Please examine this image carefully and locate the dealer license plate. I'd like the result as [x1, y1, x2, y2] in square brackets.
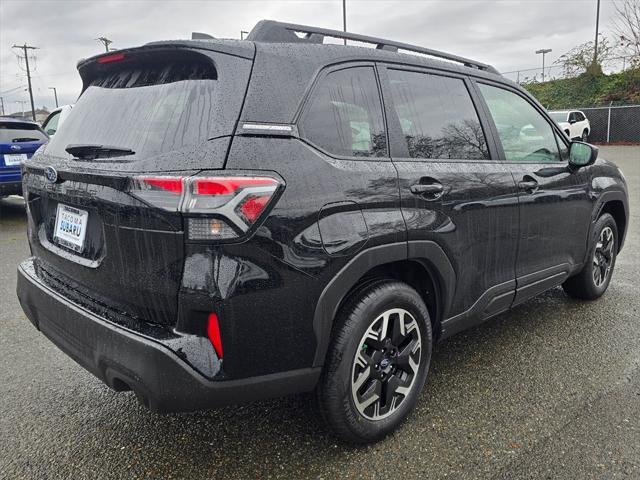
[53, 204, 89, 253]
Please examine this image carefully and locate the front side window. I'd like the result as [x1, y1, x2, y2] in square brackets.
[388, 69, 489, 160]
[479, 84, 562, 163]
[301, 66, 387, 158]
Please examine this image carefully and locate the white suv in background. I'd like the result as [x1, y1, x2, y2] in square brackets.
[548, 110, 590, 142]
[41, 104, 73, 137]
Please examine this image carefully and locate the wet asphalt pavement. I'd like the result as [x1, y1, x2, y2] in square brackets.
[1, 146, 639, 479]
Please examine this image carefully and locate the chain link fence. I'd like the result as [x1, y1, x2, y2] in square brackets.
[578, 104, 640, 143]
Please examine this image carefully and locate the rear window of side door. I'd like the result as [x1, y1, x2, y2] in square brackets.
[293, 62, 407, 255]
[376, 63, 520, 321]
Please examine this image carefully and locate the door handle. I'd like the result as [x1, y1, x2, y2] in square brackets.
[410, 183, 444, 196]
[517, 178, 539, 192]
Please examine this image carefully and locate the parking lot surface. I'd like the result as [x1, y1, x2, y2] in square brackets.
[1, 146, 638, 479]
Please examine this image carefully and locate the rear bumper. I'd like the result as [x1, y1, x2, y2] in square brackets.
[16, 258, 320, 412]
[0, 180, 22, 196]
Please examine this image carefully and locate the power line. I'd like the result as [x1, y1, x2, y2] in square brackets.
[11, 43, 38, 121]
[0, 85, 26, 96]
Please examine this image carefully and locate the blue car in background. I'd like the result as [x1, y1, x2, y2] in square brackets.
[0, 117, 48, 198]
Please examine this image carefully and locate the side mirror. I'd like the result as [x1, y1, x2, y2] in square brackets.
[569, 141, 598, 167]
[46, 128, 56, 136]
[568, 118, 576, 124]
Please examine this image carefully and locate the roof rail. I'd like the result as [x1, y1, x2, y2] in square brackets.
[246, 20, 499, 74]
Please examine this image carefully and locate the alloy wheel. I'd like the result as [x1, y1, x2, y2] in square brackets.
[592, 226, 615, 287]
[351, 308, 422, 421]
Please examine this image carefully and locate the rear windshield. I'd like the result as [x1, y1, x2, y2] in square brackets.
[0, 122, 48, 143]
[45, 51, 250, 161]
[548, 112, 567, 122]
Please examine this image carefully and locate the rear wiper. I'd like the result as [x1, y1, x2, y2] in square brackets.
[65, 143, 135, 160]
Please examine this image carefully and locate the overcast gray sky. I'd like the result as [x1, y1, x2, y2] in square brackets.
[0, 0, 620, 114]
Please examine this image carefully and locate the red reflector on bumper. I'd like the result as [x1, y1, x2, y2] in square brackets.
[207, 313, 223, 358]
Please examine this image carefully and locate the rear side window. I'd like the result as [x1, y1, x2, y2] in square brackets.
[0, 122, 48, 143]
[300, 66, 387, 158]
[45, 51, 251, 161]
[387, 69, 489, 160]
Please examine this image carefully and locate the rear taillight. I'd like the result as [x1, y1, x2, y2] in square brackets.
[129, 175, 281, 241]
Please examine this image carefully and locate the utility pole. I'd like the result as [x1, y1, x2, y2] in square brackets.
[0, 97, 4, 116]
[593, 0, 601, 64]
[11, 43, 38, 121]
[49, 87, 58, 108]
[342, 0, 347, 45]
[535, 48, 552, 82]
[96, 37, 113, 52]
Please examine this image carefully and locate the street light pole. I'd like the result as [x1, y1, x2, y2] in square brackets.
[593, 0, 601, 64]
[342, 0, 347, 45]
[14, 100, 27, 118]
[49, 87, 58, 108]
[535, 48, 552, 82]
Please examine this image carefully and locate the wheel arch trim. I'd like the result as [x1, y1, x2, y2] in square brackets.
[312, 241, 455, 366]
[592, 190, 629, 252]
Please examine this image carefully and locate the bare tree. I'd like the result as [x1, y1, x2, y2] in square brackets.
[554, 37, 613, 76]
[612, 0, 640, 62]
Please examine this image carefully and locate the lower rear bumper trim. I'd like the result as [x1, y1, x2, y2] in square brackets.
[16, 258, 321, 412]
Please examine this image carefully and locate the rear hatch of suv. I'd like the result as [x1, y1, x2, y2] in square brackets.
[23, 41, 254, 327]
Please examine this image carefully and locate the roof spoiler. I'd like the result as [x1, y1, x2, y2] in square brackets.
[191, 32, 216, 40]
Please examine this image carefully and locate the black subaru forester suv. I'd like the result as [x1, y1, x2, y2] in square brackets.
[17, 21, 629, 443]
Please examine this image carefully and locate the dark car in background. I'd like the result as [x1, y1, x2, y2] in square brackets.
[0, 118, 48, 197]
[16, 20, 629, 443]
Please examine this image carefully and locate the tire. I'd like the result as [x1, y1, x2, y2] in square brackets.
[563, 213, 618, 300]
[581, 130, 589, 142]
[316, 280, 432, 443]
[564, 129, 571, 138]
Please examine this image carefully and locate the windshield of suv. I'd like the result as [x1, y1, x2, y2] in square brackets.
[548, 112, 568, 123]
[44, 54, 247, 161]
[0, 122, 48, 143]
